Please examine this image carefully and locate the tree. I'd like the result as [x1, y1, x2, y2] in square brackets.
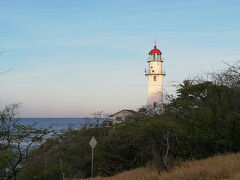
[20, 62, 240, 179]
[166, 78, 240, 158]
[0, 104, 52, 180]
[81, 111, 110, 129]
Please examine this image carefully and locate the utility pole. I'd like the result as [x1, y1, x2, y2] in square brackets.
[44, 158, 47, 180]
[60, 157, 64, 180]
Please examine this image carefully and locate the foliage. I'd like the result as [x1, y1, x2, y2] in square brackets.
[21, 63, 240, 179]
[0, 104, 52, 180]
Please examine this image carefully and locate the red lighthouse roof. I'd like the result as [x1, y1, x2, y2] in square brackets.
[149, 45, 162, 54]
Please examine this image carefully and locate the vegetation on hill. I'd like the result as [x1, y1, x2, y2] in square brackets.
[0, 104, 52, 180]
[76, 153, 240, 180]
[1, 63, 240, 180]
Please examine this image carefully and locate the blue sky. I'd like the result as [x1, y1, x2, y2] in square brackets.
[0, 0, 239, 117]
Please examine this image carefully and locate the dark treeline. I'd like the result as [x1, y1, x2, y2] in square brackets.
[2, 63, 240, 180]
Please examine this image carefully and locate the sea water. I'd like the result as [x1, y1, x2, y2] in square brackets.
[19, 118, 88, 132]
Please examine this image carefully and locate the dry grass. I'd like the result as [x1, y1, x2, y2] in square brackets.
[70, 153, 240, 180]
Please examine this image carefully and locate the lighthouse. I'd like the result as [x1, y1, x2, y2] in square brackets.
[145, 45, 165, 107]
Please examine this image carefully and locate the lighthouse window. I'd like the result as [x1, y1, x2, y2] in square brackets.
[153, 102, 157, 107]
[154, 76, 157, 81]
[154, 54, 156, 61]
[152, 70, 154, 73]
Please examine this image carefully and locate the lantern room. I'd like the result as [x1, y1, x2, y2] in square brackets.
[148, 45, 162, 62]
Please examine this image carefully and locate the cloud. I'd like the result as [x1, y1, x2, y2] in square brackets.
[8, 69, 54, 79]
[0, 51, 7, 55]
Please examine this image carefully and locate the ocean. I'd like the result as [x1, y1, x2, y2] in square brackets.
[19, 118, 89, 132]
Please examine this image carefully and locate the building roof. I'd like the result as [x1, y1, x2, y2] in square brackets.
[110, 109, 137, 117]
[149, 45, 162, 54]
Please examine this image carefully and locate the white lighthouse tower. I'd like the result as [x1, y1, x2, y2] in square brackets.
[145, 45, 165, 107]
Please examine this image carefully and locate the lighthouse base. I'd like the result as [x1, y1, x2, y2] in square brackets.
[147, 92, 163, 107]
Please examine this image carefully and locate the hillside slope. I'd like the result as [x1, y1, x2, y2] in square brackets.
[76, 153, 240, 180]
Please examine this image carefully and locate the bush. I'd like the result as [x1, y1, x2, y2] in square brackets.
[21, 63, 240, 179]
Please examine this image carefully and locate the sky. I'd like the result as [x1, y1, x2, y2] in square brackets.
[0, 0, 239, 117]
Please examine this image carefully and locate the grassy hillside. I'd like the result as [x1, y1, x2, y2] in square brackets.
[75, 153, 240, 180]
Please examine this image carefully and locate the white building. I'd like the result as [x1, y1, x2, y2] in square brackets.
[145, 45, 165, 107]
[110, 109, 136, 125]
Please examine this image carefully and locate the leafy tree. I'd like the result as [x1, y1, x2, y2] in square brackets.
[0, 104, 52, 180]
[20, 62, 240, 179]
